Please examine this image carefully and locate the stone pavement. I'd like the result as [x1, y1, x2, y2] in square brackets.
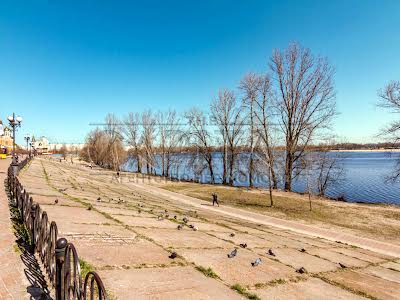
[0, 158, 30, 299]
[129, 182, 400, 258]
[17, 158, 400, 299]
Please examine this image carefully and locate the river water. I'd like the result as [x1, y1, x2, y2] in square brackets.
[123, 151, 400, 205]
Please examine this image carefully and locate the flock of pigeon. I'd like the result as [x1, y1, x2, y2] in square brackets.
[52, 195, 348, 273]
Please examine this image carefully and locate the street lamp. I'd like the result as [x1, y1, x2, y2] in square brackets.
[7, 113, 23, 166]
[24, 134, 31, 157]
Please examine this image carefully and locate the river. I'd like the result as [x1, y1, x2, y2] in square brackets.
[123, 151, 400, 205]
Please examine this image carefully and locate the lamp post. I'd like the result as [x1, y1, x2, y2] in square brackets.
[7, 113, 23, 172]
[24, 134, 31, 157]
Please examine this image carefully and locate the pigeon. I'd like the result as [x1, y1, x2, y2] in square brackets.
[97, 197, 101, 202]
[239, 243, 247, 249]
[177, 225, 183, 230]
[169, 252, 177, 259]
[296, 267, 307, 274]
[157, 215, 163, 221]
[54, 199, 59, 205]
[183, 217, 189, 224]
[230, 233, 235, 237]
[138, 209, 141, 214]
[339, 263, 347, 269]
[227, 248, 237, 258]
[268, 249, 276, 256]
[299, 248, 306, 253]
[192, 226, 198, 231]
[251, 258, 262, 267]
[165, 209, 168, 213]
[189, 224, 194, 229]
[174, 216, 177, 220]
[165, 214, 169, 218]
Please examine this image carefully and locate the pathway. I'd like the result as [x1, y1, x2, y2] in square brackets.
[0, 158, 30, 299]
[129, 181, 400, 258]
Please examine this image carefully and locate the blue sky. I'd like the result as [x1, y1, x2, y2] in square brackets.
[0, 0, 399, 144]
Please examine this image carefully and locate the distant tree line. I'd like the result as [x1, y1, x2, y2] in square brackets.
[81, 42, 344, 198]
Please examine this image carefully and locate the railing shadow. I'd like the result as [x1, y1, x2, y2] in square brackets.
[5, 178, 53, 300]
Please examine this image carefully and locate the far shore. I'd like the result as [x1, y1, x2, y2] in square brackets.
[330, 148, 400, 152]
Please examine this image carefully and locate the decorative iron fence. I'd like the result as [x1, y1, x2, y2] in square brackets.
[7, 157, 108, 300]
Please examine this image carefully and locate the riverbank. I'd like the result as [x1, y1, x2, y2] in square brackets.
[126, 172, 400, 246]
[23, 157, 400, 299]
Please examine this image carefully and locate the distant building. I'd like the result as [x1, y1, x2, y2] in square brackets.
[32, 135, 50, 154]
[48, 143, 85, 152]
[0, 120, 14, 152]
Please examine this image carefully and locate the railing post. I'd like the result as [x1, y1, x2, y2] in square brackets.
[30, 203, 37, 253]
[56, 238, 67, 300]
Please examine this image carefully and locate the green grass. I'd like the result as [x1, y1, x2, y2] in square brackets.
[79, 258, 95, 279]
[231, 284, 261, 300]
[195, 265, 220, 279]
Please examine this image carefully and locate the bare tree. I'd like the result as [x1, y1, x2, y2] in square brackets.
[270, 42, 336, 191]
[81, 127, 126, 170]
[185, 108, 216, 183]
[378, 80, 400, 181]
[239, 73, 258, 187]
[104, 113, 125, 171]
[253, 73, 279, 189]
[314, 150, 345, 196]
[141, 110, 157, 174]
[157, 109, 184, 177]
[123, 112, 142, 173]
[211, 89, 244, 185]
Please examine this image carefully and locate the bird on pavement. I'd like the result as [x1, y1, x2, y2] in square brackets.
[268, 249, 276, 256]
[169, 252, 177, 259]
[54, 199, 58, 205]
[240, 243, 247, 248]
[251, 258, 262, 267]
[227, 249, 237, 258]
[296, 267, 307, 274]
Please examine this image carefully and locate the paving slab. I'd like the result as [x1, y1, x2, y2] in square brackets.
[113, 215, 179, 229]
[360, 266, 400, 284]
[71, 238, 175, 267]
[262, 248, 338, 273]
[134, 228, 232, 249]
[211, 231, 280, 249]
[179, 248, 295, 286]
[40, 205, 118, 225]
[323, 270, 400, 300]
[253, 277, 366, 300]
[258, 234, 307, 249]
[307, 248, 369, 268]
[331, 247, 386, 264]
[381, 261, 400, 272]
[101, 266, 245, 299]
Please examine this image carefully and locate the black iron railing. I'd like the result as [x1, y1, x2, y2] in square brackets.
[7, 157, 108, 300]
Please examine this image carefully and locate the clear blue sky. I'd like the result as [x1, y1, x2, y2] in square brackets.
[0, 0, 399, 144]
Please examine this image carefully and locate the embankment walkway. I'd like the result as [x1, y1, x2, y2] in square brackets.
[129, 181, 400, 258]
[0, 158, 29, 299]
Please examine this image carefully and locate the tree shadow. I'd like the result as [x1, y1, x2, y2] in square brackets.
[4, 179, 53, 300]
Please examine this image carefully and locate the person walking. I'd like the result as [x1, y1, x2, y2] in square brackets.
[212, 193, 219, 207]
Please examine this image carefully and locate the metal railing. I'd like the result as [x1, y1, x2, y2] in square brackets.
[7, 157, 108, 300]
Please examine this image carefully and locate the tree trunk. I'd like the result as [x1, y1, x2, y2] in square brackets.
[137, 154, 141, 173]
[284, 152, 293, 191]
[222, 144, 227, 184]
